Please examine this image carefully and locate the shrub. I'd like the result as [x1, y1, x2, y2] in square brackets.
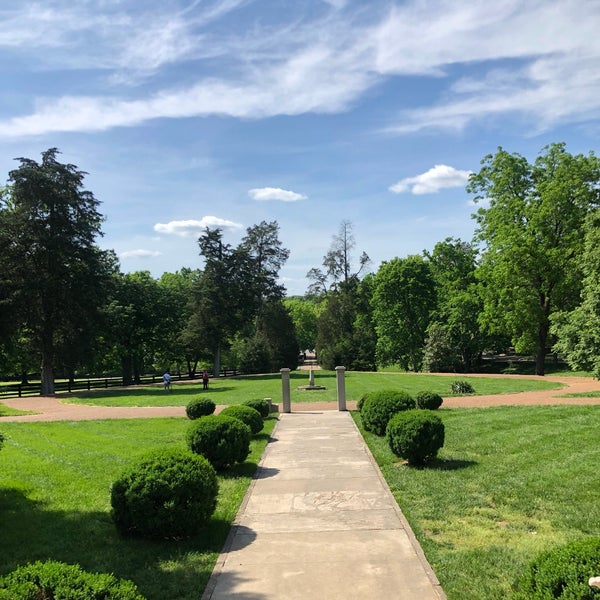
[242, 398, 270, 418]
[415, 390, 443, 410]
[361, 390, 416, 436]
[450, 379, 475, 394]
[357, 394, 367, 412]
[111, 447, 218, 539]
[185, 398, 216, 419]
[220, 404, 264, 434]
[187, 415, 251, 470]
[0, 560, 145, 599]
[386, 409, 445, 466]
[516, 537, 600, 599]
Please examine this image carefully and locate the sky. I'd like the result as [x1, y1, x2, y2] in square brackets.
[1, 0, 599, 296]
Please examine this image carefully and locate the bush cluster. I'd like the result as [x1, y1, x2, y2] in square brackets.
[187, 415, 251, 470]
[450, 380, 475, 394]
[415, 391, 443, 410]
[111, 448, 218, 539]
[0, 560, 145, 599]
[386, 410, 445, 466]
[185, 398, 216, 419]
[361, 390, 415, 436]
[243, 398, 270, 418]
[220, 405, 264, 434]
[517, 537, 600, 599]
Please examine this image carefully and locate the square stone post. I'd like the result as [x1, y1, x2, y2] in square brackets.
[335, 366, 346, 411]
[280, 368, 291, 413]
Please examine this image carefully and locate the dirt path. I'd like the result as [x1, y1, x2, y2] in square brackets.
[1, 374, 599, 422]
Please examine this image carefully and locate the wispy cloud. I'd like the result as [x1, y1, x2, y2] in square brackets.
[154, 217, 243, 237]
[249, 187, 307, 202]
[0, 0, 599, 137]
[389, 165, 472, 195]
[119, 249, 162, 259]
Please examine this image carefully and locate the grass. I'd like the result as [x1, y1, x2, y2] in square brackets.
[353, 405, 600, 599]
[60, 371, 563, 407]
[0, 416, 277, 600]
[0, 403, 33, 417]
[561, 390, 600, 398]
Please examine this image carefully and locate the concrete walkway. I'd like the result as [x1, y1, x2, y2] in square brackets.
[202, 411, 446, 599]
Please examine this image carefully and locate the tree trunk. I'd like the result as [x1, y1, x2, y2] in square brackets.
[536, 319, 549, 376]
[40, 352, 55, 396]
[213, 345, 221, 377]
[121, 354, 133, 386]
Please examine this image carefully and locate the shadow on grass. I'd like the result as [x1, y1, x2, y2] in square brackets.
[0, 486, 236, 600]
[428, 457, 478, 471]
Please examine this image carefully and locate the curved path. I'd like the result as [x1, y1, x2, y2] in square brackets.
[1, 374, 599, 422]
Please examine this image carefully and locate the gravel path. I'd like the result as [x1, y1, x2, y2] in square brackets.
[1, 374, 599, 422]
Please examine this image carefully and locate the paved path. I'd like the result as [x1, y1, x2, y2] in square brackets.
[202, 411, 446, 600]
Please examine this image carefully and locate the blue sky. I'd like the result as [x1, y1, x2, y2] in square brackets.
[1, 0, 599, 296]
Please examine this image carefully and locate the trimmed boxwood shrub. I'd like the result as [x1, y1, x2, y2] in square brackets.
[386, 409, 445, 466]
[220, 404, 264, 434]
[187, 414, 251, 470]
[242, 398, 270, 418]
[186, 397, 216, 419]
[0, 560, 145, 599]
[361, 390, 416, 436]
[111, 447, 218, 539]
[415, 390, 443, 410]
[516, 537, 600, 599]
[357, 394, 367, 413]
[450, 379, 475, 394]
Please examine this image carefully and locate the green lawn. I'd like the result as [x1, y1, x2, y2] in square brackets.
[0, 417, 276, 600]
[0, 403, 32, 417]
[353, 405, 600, 599]
[61, 371, 562, 407]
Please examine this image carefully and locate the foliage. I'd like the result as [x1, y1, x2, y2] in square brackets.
[422, 321, 463, 373]
[415, 390, 443, 410]
[185, 397, 216, 419]
[373, 255, 436, 372]
[0, 148, 117, 395]
[0, 560, 145, 600]
[552, 209, 600, 378]
[386, 409, 445, 466]
[232, 332, 273, 374]
[516, 537, 600, 599]
[450, 380, 475, 394]
[360, 389, 416, 436]
[284, 297, 320, 350]
[110, 448, 218, 539]
[187, 414, 251, 470]
[219, 404, 264, 434]
[469, 143, 600, 375]
[242, 398, 270, 418]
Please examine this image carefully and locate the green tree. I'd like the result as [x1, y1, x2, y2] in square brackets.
[372, 255, 436, 371]
[469, 143, 600, 375]
[0, 148, 116, 395]
[284, 297, 320, 351]
[551, 209, 600, 376]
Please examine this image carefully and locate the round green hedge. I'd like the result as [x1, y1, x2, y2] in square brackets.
[0, 560, 145, 599]
[361, 390, 416, 436]
[242, 398, 270, 418]
[517, 537, 600, 599]
[110, 448, 218, 539]
[220, 404, 264, 434]
[386, 409, 445, 466]
[185, 398, 216, 419]
[187, 414, 251, 470]
[415, 390, 443, 410]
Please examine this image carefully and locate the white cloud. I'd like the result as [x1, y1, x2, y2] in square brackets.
[390, 165, 472, 195]
[119, 249, 162, 259]
[248, 187, 307, 202]
[154, 217, 243, 237]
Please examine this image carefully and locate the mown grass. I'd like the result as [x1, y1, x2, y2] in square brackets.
[0, 416, 276, 600]
[0, 403, 32, 417]
[353, 405, 600, 599]
[61, 371, 562, 407]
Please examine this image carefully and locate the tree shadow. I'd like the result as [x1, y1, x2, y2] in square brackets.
[0, 486, 239, 600]
[428, 457, 478, 471]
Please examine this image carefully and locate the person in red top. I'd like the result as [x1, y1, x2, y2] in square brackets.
[202, 370, 209, 390]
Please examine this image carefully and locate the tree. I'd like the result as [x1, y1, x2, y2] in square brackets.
[551, 209, 600, 377]
[0, 148, 116, 395]
[469, 143, 600, 375]
[372, 255, 436, 371]
[284, 297, 320, 351]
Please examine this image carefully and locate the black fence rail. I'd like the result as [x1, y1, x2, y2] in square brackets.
[0, 369, 242, 400]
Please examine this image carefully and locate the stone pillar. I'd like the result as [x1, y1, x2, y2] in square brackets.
[309, 369, 315, 386]
[281, 368, 291, 413]
[335, 366, 346, 411]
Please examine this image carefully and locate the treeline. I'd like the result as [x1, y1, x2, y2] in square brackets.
[1, 143, 600, 395]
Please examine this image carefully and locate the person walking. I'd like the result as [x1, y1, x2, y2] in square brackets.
[202, 370, 209, 390]
[163, 371, 171, 391]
